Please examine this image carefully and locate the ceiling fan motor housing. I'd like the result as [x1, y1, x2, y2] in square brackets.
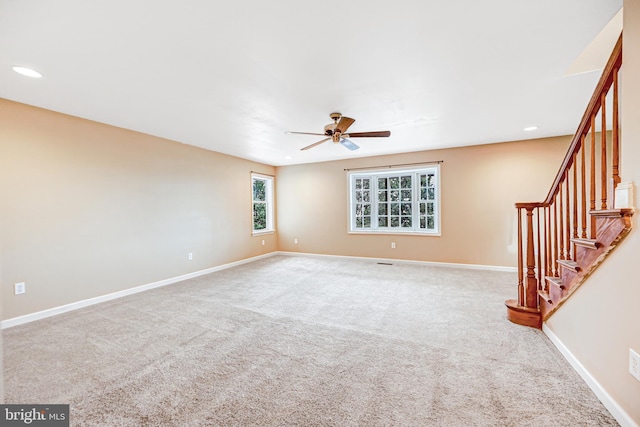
[325, 112, 342, 136]
[324, 123, 337, 135]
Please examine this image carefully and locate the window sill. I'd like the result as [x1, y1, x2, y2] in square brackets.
[348, 230, 441, 237]
[252, 229, 275, 236]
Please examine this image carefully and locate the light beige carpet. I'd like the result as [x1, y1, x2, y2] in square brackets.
[3, 255, 618, 426]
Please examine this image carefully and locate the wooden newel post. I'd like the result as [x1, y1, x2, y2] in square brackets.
[524, 206, 538, 309]
[516, 203, 540, 309]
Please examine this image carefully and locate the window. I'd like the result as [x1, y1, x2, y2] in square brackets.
[252, 173, 274, 234]
[348, 165, 440, 235]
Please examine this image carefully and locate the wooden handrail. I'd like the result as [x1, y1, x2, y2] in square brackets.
[543, 34, 622, 206]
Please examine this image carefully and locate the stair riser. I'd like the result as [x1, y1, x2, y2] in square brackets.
[505, 299, 542, 329]
[549, 284, 564, 304]
[541, 215, 632, 320]
[560, 268, 580, 294]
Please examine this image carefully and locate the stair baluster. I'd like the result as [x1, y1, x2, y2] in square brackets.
[590, 115, 597, 238]
[601, 92, 608, 210]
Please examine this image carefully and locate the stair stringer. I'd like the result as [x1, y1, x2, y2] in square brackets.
[541, 210, 633, 321]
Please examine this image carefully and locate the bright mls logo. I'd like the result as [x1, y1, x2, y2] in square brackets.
[1, 405, 69, 426]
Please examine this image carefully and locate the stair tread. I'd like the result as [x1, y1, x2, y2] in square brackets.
[545, 276, 564, 289]
[537, 290, 552, 304]
[572, 238, 600, 249]
[557, 259, 581, 271]
[590, 208, 634, 218]
[504, 299, 540, 313]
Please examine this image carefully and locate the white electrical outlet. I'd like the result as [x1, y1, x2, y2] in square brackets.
[188, 252, 193, 261]
[391, 242, 396, 249]
[15, 282, 25, 295]
[630, 349, 640, 381]
[261, 240, 265, 246]
[294, 238, 298, 244]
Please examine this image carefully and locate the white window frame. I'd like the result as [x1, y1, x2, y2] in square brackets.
[251, 173, 274, 235]
[348, 165, 440, 235]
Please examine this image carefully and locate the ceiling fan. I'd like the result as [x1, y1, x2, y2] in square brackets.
[286, 112, 391, 151]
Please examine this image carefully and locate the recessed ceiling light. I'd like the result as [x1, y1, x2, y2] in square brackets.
[284, 155, 292, 160]
[12, 66, 43, 78]
[523, 126, 538, 132]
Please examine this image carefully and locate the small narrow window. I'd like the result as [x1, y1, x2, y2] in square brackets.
[252, 173, 274, 234]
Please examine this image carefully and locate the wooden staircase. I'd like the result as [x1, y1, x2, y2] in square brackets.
[505, 34, 633, 328]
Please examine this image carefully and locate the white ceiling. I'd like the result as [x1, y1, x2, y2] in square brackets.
[0, 0, 623, 166]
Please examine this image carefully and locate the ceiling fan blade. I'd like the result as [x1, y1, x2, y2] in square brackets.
[344, 131, 391, 138]
[339, 138, 360, 151]
[285, 131, 326, 136]
[335, 116, 355, 133]
[301, 137, 331, 151]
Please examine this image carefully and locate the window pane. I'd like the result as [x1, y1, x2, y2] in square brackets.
[378, 217, 388, 227]
[378, 204, 388, 215]
[356, 217, 363, 228]
[428, 188, 435, 200]
[420, 217, 426, 228]
[401, 217, 412, 227]
[390, 190, 399, 201]
[356, 192, 362, 202]
[401, 176, 412, 188]
[355, 179, 362, 190]
[427, 202, 434, 215]
[356, 204, 363, 215]
[389, 177, 399, 189]
[421, 175, 427, 187]
[253, 180, 266, 201]
[401, 190, 411, 201]
[420, 203, 426, 215]
[363, 191, 370, 203]
[364, 204, 371, 215]
[427, 174, 434, 187]
[363, 179, 370, 189]
[253, 204, 266, 230]
[378, 178, 387, 189]
[427, 216, 435, 229]
[363, 216, 371, 227]
[420, 188, 427, 200]
[390, 217, 399, 227]
[378, 191, 387, 202]
[401, 203, 411, 215]
[391, 203, 399, 215]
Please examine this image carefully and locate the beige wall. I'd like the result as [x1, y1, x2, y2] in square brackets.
[276, 136, 570, 267]
[0, 99, 276, 320]
[0, 257, 3, 404]
[546, 2, 640, 424]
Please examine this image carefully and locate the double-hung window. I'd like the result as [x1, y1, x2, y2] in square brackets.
[348, 165, 440, 235]
[252, 173, 274, 234]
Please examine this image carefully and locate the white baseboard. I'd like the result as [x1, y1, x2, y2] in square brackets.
[276, 251, 518, 272]
[1, 252, 277, 330]
[543, 324, 639, 427]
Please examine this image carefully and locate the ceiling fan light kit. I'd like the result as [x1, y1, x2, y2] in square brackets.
[286, 112, 391, 151]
